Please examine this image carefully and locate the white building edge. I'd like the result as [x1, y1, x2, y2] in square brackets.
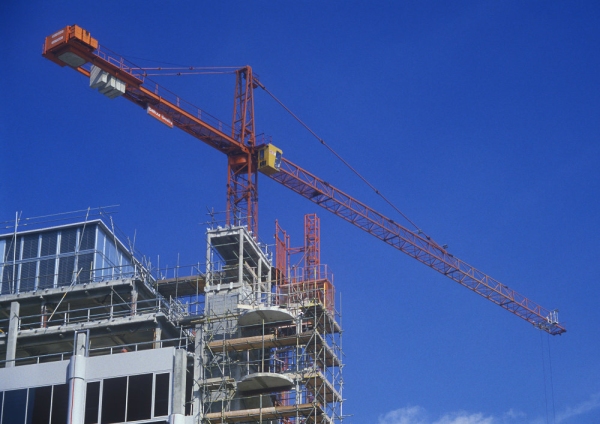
[0, 215, 343, 424]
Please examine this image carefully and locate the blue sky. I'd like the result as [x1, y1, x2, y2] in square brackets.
[1, 1, 599, 423]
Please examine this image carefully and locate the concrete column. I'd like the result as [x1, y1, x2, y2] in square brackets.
[171, 348, 187, 423]
[41, 301, 48, 328]
[153, 324, 162, 349]
[67, 331, 88, 424]
[238, 228, 244, 286]
[267, 263, 272, 306]
[257, 257, 263, 304]
[193, 323, 205, 423]
[131, 285, 138, 316]
[205, 232, 213, 288]
[6, 301, 20, 367]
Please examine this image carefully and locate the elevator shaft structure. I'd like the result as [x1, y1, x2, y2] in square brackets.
[197, 223, 342, 423]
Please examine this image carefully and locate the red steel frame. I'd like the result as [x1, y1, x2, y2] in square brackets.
[274, 214, 335, 312]
[228, 67, 258, 235]
[42, 25, 565, 335]
[274, 220, 290, 286]
[304, 213, 321, 278]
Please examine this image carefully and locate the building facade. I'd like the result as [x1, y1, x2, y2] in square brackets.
[0, 215, 342, 423]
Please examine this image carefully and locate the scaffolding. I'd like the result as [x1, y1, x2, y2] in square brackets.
[196, 218, 343, 423]
[0, 210, 342, 423]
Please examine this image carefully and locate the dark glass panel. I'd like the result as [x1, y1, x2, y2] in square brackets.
[79, 225, 96, 251]
[60, 228, 77, 254]
[51, 384, 68, 424]
[38, 258, 56, 289]
[29, 385, 52, 424]
[4, 388, 28, 424]
[4, 237, 17, 261]
[76, 253, 94, 284]
[19, 261, 37, 292]
[126, 374, 152, 421]
[40, 232, 58, 257]
[57, 256, 75, 286]
[101, 377, 126, 423]
[154, 373, 170, 417]
[84, 381, 100, 424]
[22, 235, 39, 260]
[2, 264, 15, 294]
[185, 368, 193, 415]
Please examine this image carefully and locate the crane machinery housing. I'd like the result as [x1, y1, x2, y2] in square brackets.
[0, 24, 565, 424]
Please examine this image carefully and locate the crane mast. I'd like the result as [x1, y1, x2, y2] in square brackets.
[229, 66, 259, 235]
[42, 25, 566, 335]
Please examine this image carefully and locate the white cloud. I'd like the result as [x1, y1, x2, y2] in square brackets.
[502, 409, 526, 420]
[433, 411, 495, 424]
[556, 392, 600, 423]
[378, 394, 600, 424]
[379, 405, 428, 424]
[378, 406, 495, 424]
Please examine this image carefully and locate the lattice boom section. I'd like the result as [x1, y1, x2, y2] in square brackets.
[270, 158, 565, 335]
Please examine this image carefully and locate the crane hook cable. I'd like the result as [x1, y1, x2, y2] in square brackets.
[257, 82, 442, 247]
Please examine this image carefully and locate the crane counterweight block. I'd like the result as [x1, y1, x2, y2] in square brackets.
[42, 25, 98, 68]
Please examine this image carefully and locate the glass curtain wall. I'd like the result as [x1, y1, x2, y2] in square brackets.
[0, 222, 135, 295]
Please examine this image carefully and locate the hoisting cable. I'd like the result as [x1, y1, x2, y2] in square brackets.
[540, 329, 557, 424]
[540, 329, 550, 423]
[257, 82, 442, 247]
[548, 332, 557, 423]
[102, 48, 240, 77]
[136, 68, 238, 77]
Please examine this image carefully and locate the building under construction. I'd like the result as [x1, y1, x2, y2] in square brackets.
[0, 20, 569, 424]
[0, 212, 343, 423]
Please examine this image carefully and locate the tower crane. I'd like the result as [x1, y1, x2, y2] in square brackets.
[41, 25, 566, 336]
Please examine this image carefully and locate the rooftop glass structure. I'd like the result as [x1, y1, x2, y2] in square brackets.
[0, 220, 138, 295]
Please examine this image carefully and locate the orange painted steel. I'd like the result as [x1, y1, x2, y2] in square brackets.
[43, 26, 255, 234]
[228, 67, 258, 235]
[42, 25, 565, 335]
[274, 220, 290, 286]
[304, 213, 321, 277]
[274, 215, 334, 312]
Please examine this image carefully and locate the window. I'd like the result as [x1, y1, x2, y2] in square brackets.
[127, 374, 153, 421]
[154, 373, 170, 417]
[51, 384, 69, 424]
[22, 234, 39, 260]
[80, 226, 96, 251]
[85, 381, 100, 424]
[29, 385, 52, 424]
[57, 256, 75, 287]
[4, 238, 16, 262]
[19, 261, 37, 292]
[60, 228, 78, 254]
[101, 376, 127, 423]
[2, 389, 27, 424]
[40, 232, 58, 257]
[185, 369, 193, 415]
[77, 253, 94, 285]
[1, 264, 15, 294]
[0, 374, 170, 424]
[38, 258, 56, 289]
[0, 224, 137, 294]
